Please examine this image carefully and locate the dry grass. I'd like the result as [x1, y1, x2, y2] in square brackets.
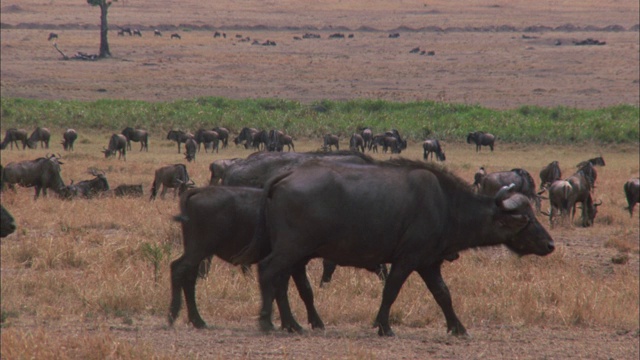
[1, 131, 638, 358]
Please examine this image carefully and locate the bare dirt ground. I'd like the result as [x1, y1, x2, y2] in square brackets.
[1, 1, 639, 359]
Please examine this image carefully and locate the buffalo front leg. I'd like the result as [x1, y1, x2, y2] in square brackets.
[373, 264, 413, 336]
[182, 262, 207, 328]
[291, 261, 325, 329]
[417, 264, 467, 337]
[273, 271, 304, 333]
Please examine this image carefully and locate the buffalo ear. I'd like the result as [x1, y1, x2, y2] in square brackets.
[497, 213, 529, 230]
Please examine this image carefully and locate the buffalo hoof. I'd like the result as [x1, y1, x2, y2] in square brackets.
[374, 323, 395, 337]
[310, 318, 325, 330]
[281, 320, 304, 334]
[191, 318, 208, 329]
[448, 324, 469, 337]
[259, 318, 275, 333]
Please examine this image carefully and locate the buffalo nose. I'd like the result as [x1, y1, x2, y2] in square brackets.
[547, 241, 555, 253]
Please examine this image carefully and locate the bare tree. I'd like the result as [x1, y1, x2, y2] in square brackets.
[87, 0, 116, 58]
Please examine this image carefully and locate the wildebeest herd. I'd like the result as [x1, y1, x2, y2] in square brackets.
[1, 126, 638, 339]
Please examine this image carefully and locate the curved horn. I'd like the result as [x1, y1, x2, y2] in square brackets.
[495, 183, 516, 200]
[594, 199, 603, 206]
[540, 209, 551, 216]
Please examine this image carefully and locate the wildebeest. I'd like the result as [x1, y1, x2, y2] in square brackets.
[48, 32, 58, 41]
[171, 33, 181, 39]
[565, 163, 601, 227]
[0, 128, 29, 150]
[154, 29, 162, 36]
[194, 129, 220, 153]
[121, 127, 149, 152]
[479, 168, 540, 210]
[234, 127, 258, 149]
[209, 158, 242, 185]
[60, 169, 110, 199]
[167, 130, 194, 154]
[543, 180, 573, 227]
[266, 130, 284, 152]
[212, 127, 230, 148]
[422, 139, 446, 161]
[539, 160, 562, 190]
[184, 138, 198, 162]
[233, 159, 554, 335]
[623, 178, 640, 216]
[169, 186, 325, 331]
[251, 130, 270, 151]
[467, 131, 496, 152]
[323, 134, 340, 151]
[577, 156, 605, 168]
[113, 184, 144, 197]
[1, 204, 16, 238]
[1, 154, 65, 199]
[61, 129, 78, 151]
[26, 127, 51, 149]
[349, 133, 365, 153]
[472, 166, 486, 191]
[133, 28, 142, 36]
[385, 129, 407, 153]
[150, 164, 194, 200]
[360, 127, 373, 150]
[102, 134, 127, 160]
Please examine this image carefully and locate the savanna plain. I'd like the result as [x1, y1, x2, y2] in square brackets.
[1, 1, 639, 359]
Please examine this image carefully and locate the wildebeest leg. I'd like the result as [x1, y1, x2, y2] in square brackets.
[319, 259, 337, 287]
[290, 261, 324, 329]
[373, 264, 413, 336]
[417, 264, 467, 336]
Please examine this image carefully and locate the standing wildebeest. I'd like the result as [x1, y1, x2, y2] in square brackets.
[0, 128, 29, 150]
[360, 127, 373, 150]
[323, 134, 340, 151]
[209, 158, 242, 185]
[1, 154, 65, 199]
[150, 164, 194, 200]
[233, 159, 554, 335]
[27, 127, 51, 149]
[234, 127, 258, 149]
[623, 178, 640, 216]
[385, 129, 407, 153]
[280, 135, 295, 152]
[102, 134, 127, 160]
[169, 186, 325, 330]
[266, 130, 284, 152]
[113, 184, 144, 197]
[1, 205, 17, 238]
[422, 139, 446, 161]
[212, 127, 230, 148]
[47, 32, 58, 41]
[61, 129, 78, 151]
[467, 131, 496, 152]
[349, 133, 365, 153]
[194, 129, 220, 153]
[167, 130, 194, 154]
[565, 163, 601, 227]
[577, 156, 605, 169]
[479, 168, 540, 210]
[539, 160, 562, 190]
[60, 169, 110, 199]
[121, 127, 149, 152]
[472, 166, 486, 192]
[543, 180, 573, 227]
[184, 138, 198, 162]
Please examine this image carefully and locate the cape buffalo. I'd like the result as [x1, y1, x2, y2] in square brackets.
[62, 129, 78, 151]
[0, 128, 29, 150]
[422, 139, 446, 161]
[349, 133, 365, 153]
[539, 161, 562, 190]
[1, 154, 65, 199]
[102, 134, 127, 160]
[479, 168, 540, 211]
[169, 186, 324, 330]
[233, 159, 554, 336]
[150, 164, 194, 200]
[1, 204, 16, 238]
[467, 131, 495, 152]
[60, 169, 110, 199]
[27, 127, 51, 149]
[121, 127, 149, 152]
[323, 134, 339, 151]
[167, 130, 194, 154]
[623, 178, 640, 216]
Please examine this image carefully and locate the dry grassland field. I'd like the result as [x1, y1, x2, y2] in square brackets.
[1, 1, 640, 359]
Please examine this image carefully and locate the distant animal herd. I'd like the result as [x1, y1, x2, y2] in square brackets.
[1, 124, 638, 339]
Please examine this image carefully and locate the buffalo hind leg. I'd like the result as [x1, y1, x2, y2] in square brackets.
[319, 259, 338, 287]
[373, 264, 413, 336]
[272, 271, 304, 333]
[169, 256, 207, 329]
[417, 263, 467, 337]
[291, 261, 324, 329]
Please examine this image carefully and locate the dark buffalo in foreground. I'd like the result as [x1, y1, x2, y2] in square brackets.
[479, 168, 540, 210]
[60, 169, 110, 199]
[27, 127, 51, 149]
[102, 134, 127, 160]
[61, 129, 78, 151]
[169, 186, 324, 330]
[0, 128, 29, 150]
[1, 154, 65, 199]
[539, 160, 562, 190]
[233, 159, 554, 335]
[1, 204, 17, 238]
[623, 178, 640, 216]
[467, 131, 495, 152]
[121, 127, 149, 152]
[114, 184, 144, 197]
[422, 139, 446, 161]
[150, 164, 194, 200]
[167, 130, 194, 154]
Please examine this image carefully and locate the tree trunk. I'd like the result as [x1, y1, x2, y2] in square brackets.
[99, 2, 111, 58]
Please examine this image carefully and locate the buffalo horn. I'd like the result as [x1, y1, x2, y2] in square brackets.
[594, 199, 603, 206]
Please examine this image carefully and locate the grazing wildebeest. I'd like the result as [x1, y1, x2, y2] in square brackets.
[119, 27, 133, 36]
[577, 156, 605, 168]
[623, 178, 640, 216]
[113, 184, 144, 197]
[171, 33, 181, 39]
[60, 169, 110, 199]
[565, 163, 601, 227]
[349, 133, 365, 152]
[479, 168, 540, 210]
[194, 129, 220, 153]
[539, 160, 562, 190]
[369, 133, 386, 153]
[233, 159, 554, 335]
[26, 127, 51, 149]
[150, 164, 194, 200]
[166, 130, 194, 154]
[154, 29, 162, 36]
[266, 130, 285, 152]
[0, 128, 29, 150]
[323, 134, 340, 151]
[121, 127, 149, 152]
[422, 139, 446, 161]
[133, 28, 142, 36]
[61, 129, 78, 151]
[467, 131, 496, 152]
[102, 134, 127, 160]
[48, 32, 58, 41]
[250, 130, 269, 151]
[386, 129, 407, 152]
[169, 186, 326, 330]
[542, 180, 574, 227]
[360, 127, 373, 150]
[209, 158, 242, 185]
[235, 127, 258, 149]
[1, 154, 65, 199]
[184, 138, 198, 162]
[473, 166, 486, 192]
[1, 204, 16, 238]
[212, 127, 230, 148]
